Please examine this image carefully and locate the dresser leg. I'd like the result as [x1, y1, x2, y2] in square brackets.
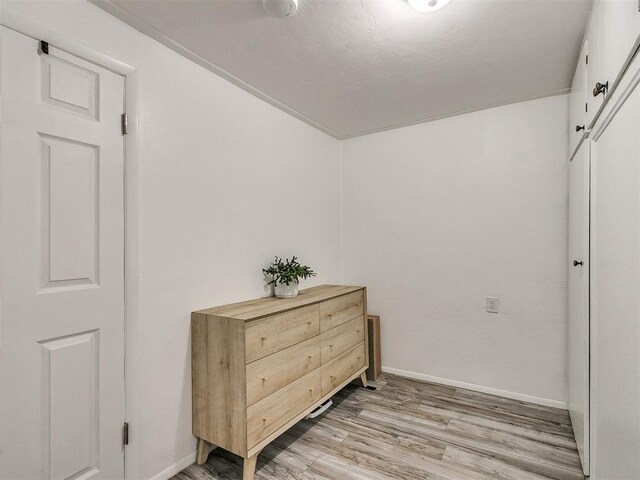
[243, 452, 259, 480]
[360, 371, 368, 388]
[196, 438, 214, 465]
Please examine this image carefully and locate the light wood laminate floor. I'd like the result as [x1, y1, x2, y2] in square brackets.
[172, 374, 585, 480]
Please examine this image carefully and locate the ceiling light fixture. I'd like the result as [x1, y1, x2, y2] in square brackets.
[263, 0, 299, 18]
[407, 0, 450, 12]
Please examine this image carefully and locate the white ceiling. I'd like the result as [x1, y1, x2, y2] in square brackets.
[96, 0, 592, 139]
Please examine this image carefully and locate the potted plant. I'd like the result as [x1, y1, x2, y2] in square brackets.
[263, 256, 316, 298]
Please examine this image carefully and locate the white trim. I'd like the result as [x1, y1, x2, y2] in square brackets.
[146, 452, 197, 480]
[569, 130, 590, 162]
[1, 9, 134, 75]
[382, 366, 568, 410]
[123, 69, 142, 480]
[0, 11, 143, 480]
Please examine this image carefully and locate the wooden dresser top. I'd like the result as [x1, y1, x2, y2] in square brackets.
[194, 284, 365, 321]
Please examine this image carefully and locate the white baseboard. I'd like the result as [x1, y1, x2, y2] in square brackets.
[381, 366, 568, 410]
[147, 451, 197, 480]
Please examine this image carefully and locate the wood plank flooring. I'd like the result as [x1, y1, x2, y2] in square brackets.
[172, 374, 585, 480]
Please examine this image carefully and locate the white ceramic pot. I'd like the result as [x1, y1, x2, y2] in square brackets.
[274, 281, 299, 298]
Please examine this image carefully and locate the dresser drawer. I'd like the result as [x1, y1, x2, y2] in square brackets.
[246, 336, 321, 406]
[319, 291, 364, 333]
[320, 315, 365, 364]
[321, 342, 366, 396]
[247, 369, 321, 449]
[245, 305, 320, 363]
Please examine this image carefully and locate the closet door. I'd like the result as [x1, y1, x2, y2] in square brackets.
[587, 0, 640, 124]
[567, 140, 590, 475]
[590, 74, 640, 480]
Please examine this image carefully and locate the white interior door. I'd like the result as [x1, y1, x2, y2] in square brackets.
[567, 141, 590, 476]
[0, 27, 126, 480]
[590, 79, 640, 480]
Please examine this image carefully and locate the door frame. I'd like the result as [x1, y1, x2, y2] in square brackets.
[0, 10, 142, 480]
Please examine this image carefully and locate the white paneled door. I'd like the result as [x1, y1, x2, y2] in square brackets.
[590, 76, 640, 480]
[0, 27, 126, 480]
[567, 141, 590, 476]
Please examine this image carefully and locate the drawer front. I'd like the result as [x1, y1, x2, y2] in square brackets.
[246, 336, 321, 406]
[319, 290, 364, 333]
[320, 315, 365, 364]
[321, 342, 366, 396]
[247, 369, 321, 449]
[245, 305, 320, 363]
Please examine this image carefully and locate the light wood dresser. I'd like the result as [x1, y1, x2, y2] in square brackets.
[191, 284, 368, 480]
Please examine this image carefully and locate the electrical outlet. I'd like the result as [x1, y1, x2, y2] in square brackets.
[486, 296, 499, 314]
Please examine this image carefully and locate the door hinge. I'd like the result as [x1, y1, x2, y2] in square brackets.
[121, 113, 128, 135]
[39, 40, 49, 55]
[122, 422, 129, 446]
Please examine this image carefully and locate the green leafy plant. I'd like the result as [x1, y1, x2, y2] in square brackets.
[263, 256, 316, 286]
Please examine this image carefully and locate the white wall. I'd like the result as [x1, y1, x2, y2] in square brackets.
[1, 2, 341, 479]
[341, 95, 569, 405]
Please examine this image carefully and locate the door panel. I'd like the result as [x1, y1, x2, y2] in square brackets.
[41, 134, 99, 289]
[41, 53, 99, 119]
[40, 330, 99, 480]
[0, 27, 126, 480]
[590, 81, 640, 480]
[567, 141, 590, 475]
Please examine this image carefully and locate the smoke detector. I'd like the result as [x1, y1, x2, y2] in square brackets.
[263, 0, 299, 18]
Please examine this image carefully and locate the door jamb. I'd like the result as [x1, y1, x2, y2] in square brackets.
[0, 10, 141, 480]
